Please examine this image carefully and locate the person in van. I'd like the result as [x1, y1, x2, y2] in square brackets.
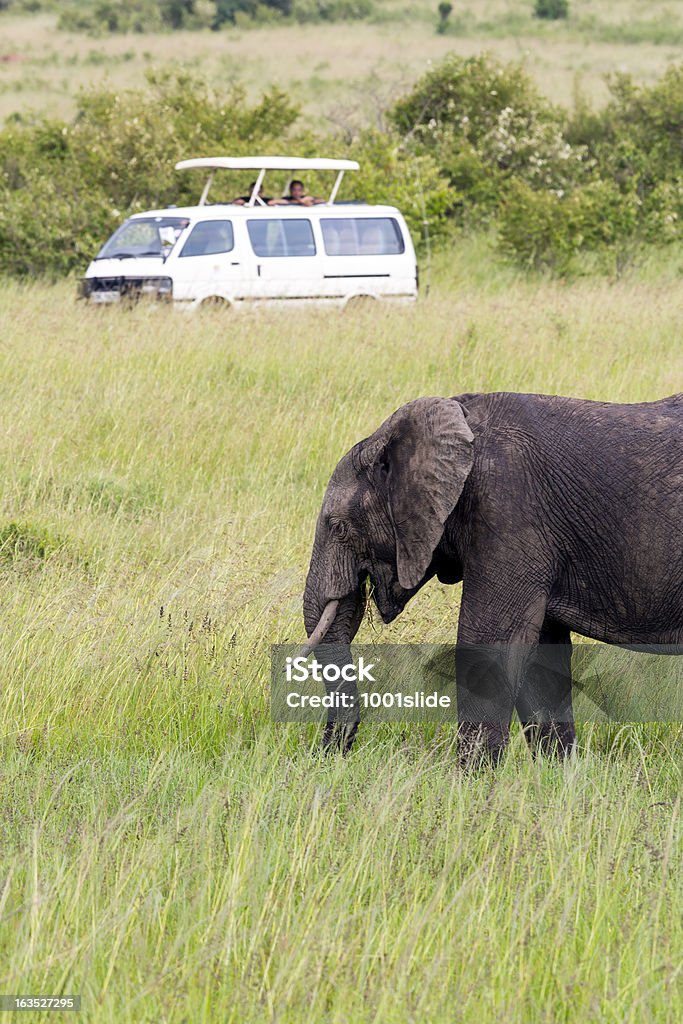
[269, 180, 324, 207]
[232, 182, 272, 206]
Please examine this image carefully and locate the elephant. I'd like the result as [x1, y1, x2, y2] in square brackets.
[302, 391, 683, 761]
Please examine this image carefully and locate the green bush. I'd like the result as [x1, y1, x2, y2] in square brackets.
[391, 53, 683, 270]
[56, 1, 286, 33]
[497, 179, 643, 273]
[390, 53, 588, 220]
[534, 0, 568, 20]
[599, 67, 683, 181]
[0, 72, 453, 277]
[561, 64, 683, 254]
[1, 51, 682, 279]
[436, 1, 452, 34]
[497, 182, 574, 272]
[291, 0, 372, 22]
[0, 73, 300, 276]
[53, 0, 373, 31]
[392, 53, 551, 150]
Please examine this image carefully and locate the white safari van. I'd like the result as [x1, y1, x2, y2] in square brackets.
[79, 156, 418, 308]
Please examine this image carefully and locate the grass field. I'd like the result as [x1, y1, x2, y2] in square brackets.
[0, 241, 681, 1021]
[1, 2, 683, 1017]
[1, 0, 683, 124]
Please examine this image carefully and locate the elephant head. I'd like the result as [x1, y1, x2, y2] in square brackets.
[303, 397, 475, 648]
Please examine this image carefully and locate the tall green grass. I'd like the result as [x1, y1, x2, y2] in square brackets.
[0, 244, 681, 1021]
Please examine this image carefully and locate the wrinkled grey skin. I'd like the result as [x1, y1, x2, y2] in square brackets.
[303, 392, 683, 760]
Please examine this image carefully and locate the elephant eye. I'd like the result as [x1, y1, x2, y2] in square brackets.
[330, 519, 350, 541]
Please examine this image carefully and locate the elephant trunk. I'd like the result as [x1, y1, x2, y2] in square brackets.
[299, 599, 339, 658]
[302, 577, 366, 753]
[303, 582, 365, 649]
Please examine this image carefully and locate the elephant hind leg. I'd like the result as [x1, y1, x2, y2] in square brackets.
[521, 720, 576, 758]
[457, 721, 509, 769]
[516, 620, 576, 759]
[455, 591, 568, 766]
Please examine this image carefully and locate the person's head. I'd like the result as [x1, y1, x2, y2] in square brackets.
[247, 181, 263, 195]
[289, 180, 305, 200]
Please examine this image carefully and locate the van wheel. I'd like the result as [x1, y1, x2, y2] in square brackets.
[199, 296, 231, 311]
[345, 295, 377, 311]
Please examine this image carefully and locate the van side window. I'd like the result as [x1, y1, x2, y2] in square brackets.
[180, 220, 234, 257]
[321, 218, 405, 256]
[247, 219, 316, 257]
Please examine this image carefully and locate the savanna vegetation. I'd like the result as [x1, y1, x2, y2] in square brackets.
[1, 252, 682, 1022]
[2, 0, 683, 125]
[1, 51, 682, 277]
[0, 3, 681, 1021]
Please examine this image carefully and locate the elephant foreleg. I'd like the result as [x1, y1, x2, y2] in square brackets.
[455, 642, 521, 765]
[315, 642, 360, 756]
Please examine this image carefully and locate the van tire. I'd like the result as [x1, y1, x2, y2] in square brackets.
[199, 296, 231, 310]
[345, 295, 377, 311]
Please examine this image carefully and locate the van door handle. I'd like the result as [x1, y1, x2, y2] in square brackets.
[257, 265, 261, 277]
[231, 262, 240, 266]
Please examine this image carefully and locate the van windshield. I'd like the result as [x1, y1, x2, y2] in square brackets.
[96, 216, 189, 260]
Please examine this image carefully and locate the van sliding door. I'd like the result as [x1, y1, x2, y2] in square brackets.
[246, 218, 322, 300]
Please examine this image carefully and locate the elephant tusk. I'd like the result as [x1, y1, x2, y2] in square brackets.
[299, 600, 339, 658]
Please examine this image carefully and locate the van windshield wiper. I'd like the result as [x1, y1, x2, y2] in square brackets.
[95, 251, 162, 260]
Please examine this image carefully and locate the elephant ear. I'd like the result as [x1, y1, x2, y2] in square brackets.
[361, 397, 474, 590]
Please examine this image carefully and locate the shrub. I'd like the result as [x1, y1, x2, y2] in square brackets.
[1, 50, 682, 279]
[0, 72, 453, 277]
[391, 53, 550, 150]
[564, 64, 683, 245]
[534, 0, 568, 20]
[436, 2, 452, 34]
[601, 67, 683, 180]
[290, 0, 372, 22]
[58, 1, 165, 33]
[390, 53, 588, 218]
[497, 182, 574, 272]
[54, 0, 373, 31]
[391, 53, 683, 270]
[0, 72, 300, 276]
[497, 179, 643, 273]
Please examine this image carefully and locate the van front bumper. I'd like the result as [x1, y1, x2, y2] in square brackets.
[78, 276, 173, 303]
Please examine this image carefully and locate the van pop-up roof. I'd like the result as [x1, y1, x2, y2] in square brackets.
[175, 156, 360, 207]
